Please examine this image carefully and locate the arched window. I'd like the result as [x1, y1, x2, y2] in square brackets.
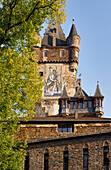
[53, 28, 56, 34]
[24, 153, 29, 170]
[103, 142, 109, 170]
[63, 150, 68, 170]
[44, 150, 49, 170]
[60, 50, 64, 57]
[83, 148, 88, 170]
[44, 50, 48, 57]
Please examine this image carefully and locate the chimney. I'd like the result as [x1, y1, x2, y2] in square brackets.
[77, 79, 81, 87]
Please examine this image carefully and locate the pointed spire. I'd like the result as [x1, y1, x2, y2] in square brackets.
[68, 19, 77, 37]
[60, 82, 69, 99]
[94, 81, 104, 97]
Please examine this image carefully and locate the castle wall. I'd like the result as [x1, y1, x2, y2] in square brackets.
[27, 132, 111, 170]
[17, 123, 111, 142]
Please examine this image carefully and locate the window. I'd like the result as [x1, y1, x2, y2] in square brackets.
[77, 38, 79, 43]
[83, 148, 88, 170]
[58, 124, 73, 133]
[24, 154, 29, 170]
[75, 51, 79, 57]
[103, 146, 109, 170]
[60, 101, 62, 108]
[63, 100, 66, 108]
[63, 151, 68, 170]
[40, 72, 43, 77]
[88, 101, 92, 108]
[97, 99, 99, 107]
[75, 102, 78, 109]
[60, 50, 64, 57]
[79, 102, 83, 108]
[44, 50, 48, 57]
[44, 153, 49, 170]
[53, 28, 56, 34]
[70, 102, 73, 109]
[70, 38, 73, 44]
[84, 101, 87, 108]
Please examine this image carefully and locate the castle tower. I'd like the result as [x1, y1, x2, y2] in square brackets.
[34, 20, 80, 116]
[67, 19, 80, 74]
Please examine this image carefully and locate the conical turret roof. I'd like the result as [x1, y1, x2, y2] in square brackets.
[68, 23, 77, 37]
[94, 82, 104, 98]
[60, 84, 69, 99]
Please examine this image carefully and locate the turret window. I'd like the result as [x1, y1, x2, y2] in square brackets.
[84, 101, 87, 108]
[97, 99, 99, 107]
[63, 100, 66, 107]
[70, 38, 73, 44]
[79, 102, 83, 108]
[75, 51, 79, 57]
[70, 102, 73, 109]
[88, 101, 92, 108]
[77, 38, 79, 43]
[44, 50, 48, 57]
[60, 50, 64, 57]
[75, 102, 78, 108]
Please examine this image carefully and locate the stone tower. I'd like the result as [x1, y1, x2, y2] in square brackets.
[34, 20, 80, 116]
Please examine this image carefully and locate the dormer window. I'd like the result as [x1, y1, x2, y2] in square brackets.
[75, 50, 79, 57]
[44, 50, 48, 57]
[60, 50, 64, 57]
[53, 28, 56, 34]
[70, 38, 73, 44]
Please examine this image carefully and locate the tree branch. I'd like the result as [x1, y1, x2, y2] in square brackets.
[6, 1, 55, 31]
[8, 0, 18, 30]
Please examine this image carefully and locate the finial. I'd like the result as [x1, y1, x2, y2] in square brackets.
[72, 19, 74, 24]
[97, 81, 99, 85]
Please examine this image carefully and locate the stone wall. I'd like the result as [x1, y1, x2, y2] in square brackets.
[27, 132, 111, 170]
[34, 46, 78, 63]
[17, 123, 111, 142]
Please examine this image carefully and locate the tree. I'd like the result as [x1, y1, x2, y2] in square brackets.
[0, 0, 67, 169]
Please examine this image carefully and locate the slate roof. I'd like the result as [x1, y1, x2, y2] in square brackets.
[42, 21, 67, 46]
[94, 84, 104, 98]
[60, 85, 69, 99]
[74, 87, 89, 98]
[20, 117, 111, 124]
[68, 23, 77, 38]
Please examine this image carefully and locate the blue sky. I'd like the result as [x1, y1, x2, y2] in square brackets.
[40, 0, 111, 118]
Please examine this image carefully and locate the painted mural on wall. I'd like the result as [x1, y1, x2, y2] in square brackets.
[44, 65, 62, 96]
